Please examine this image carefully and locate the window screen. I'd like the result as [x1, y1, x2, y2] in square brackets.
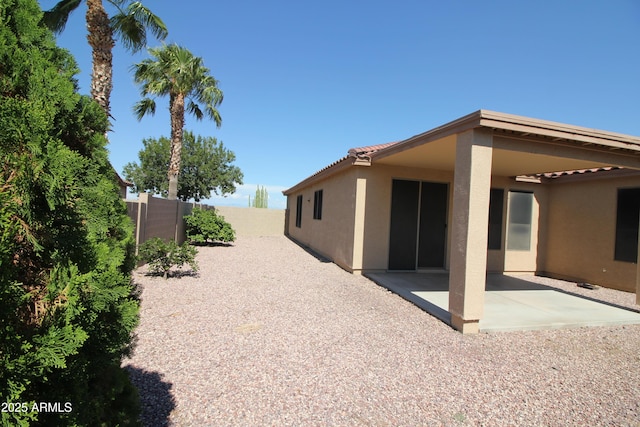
[506, 191, 533, 251]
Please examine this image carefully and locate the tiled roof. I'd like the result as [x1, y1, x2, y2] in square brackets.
[536, 167, 621, 179]
[348, 141, 399, 157]
[283, 142, 399, 194]
[311, 142, 399, 178]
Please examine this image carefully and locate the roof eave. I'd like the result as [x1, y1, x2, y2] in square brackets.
[369, 109, 640, 161]
[480, 110, 640, 152]
[282, 156, 357, 195]
[369, 110, 483, 161]
[283, 110, 640, 196]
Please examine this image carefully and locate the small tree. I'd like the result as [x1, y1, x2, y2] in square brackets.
[252, 185, 268, 208]
[185, 208, 236, 244]
[138, 238, 198, 279]
[124, 131, 243, 201]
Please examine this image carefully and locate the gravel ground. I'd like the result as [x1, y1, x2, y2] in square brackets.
[124, 236, 640, 427]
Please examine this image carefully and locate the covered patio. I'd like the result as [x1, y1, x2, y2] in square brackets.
[284, 110, 640, 334]
[366, 272, 640, 332]
[365, 111, 640, 333]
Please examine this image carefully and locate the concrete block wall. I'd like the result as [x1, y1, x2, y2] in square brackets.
[126, 193, 188, 246]
[126, 194, 285, 248]
[215, 206, 285, 237]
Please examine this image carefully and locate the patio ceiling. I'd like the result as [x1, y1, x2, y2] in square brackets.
[374, 134, 615, 177]
[372, 111, 640, 176]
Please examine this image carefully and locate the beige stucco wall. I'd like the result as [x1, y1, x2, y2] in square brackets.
[543, 174, 640, 292]
[285, 167, 360, 271]
[354, 165, 545, 274]
[287, 163, 547, 274]
[215, 206, 285, 237]
[285, 161, 639, 294]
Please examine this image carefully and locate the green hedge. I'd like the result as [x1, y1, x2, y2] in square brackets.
[0, 1, 140, 425]
[184, 208, 235, 244]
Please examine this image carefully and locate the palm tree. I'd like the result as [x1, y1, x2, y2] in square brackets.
[42, 0, 168, 119]
[132, 44, 223, 200]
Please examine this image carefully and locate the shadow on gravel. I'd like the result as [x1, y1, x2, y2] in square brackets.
[142, 270, 200, 279]
[125, 366, 176, 427]
[286, 236, 331, 263]
[189, 241, 235, 247]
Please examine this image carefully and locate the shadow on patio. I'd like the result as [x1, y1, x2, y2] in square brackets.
[365, 272, 640, 333]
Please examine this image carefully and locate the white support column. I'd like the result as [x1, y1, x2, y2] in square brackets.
[448, 129, 493, 334]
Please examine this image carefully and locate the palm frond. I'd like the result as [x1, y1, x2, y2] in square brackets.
[133, 98, 156, 120]
[42, 0, 83, 34]
[128, 2, 168, 41]
[133, 43, 223, 127]
[199, 80, 224, 106]
[110, 13, 145, 51]
[205, 106, 222, 128]
[132, 52, 173, 97]
[110, 2, 167, 52]
[106, 0, 128, 7]
[186, 101, 204, 121]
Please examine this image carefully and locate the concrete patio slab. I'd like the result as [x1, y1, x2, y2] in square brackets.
[366, 272, 640, 332]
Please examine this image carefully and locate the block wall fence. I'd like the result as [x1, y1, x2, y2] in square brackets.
[125, 194, 285, 249]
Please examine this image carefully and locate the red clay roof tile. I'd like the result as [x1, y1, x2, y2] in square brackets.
[536, 167, 621, 179]
[348, 142, 399, 156]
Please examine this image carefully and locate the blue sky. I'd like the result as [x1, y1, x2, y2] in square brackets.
[43, 0, 640, 209]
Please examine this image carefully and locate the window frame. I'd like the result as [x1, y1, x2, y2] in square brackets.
[488, 188, 504, 250]
[295, 194, 303, 228]
[313, 189, 323, 220]
[614, 187, 640, 263]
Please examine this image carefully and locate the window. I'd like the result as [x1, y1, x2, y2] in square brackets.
[295, 195, 303, 228]
[506, 191, 533, 251]
[313, 190, 323, 220]
[488, 188, 504, 250]
[615, 188, 640, 262]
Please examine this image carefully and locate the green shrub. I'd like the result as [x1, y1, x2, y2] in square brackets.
[0, 1, 140, 425]
[185, 208, 236, 244]
[138, 238, 199, 279]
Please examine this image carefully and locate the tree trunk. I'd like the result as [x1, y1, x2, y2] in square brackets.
[168, 92, 185, 200]
[86, 0, 114, 119]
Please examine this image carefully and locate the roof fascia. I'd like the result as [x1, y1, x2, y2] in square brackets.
[371, 110, 640, 161]
[282, 156, 356, 195]
[369, 110, 483, 161]
[479, 110, 640, 151]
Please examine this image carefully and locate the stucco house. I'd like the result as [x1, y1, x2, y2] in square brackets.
[283, 110, 640, 333]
